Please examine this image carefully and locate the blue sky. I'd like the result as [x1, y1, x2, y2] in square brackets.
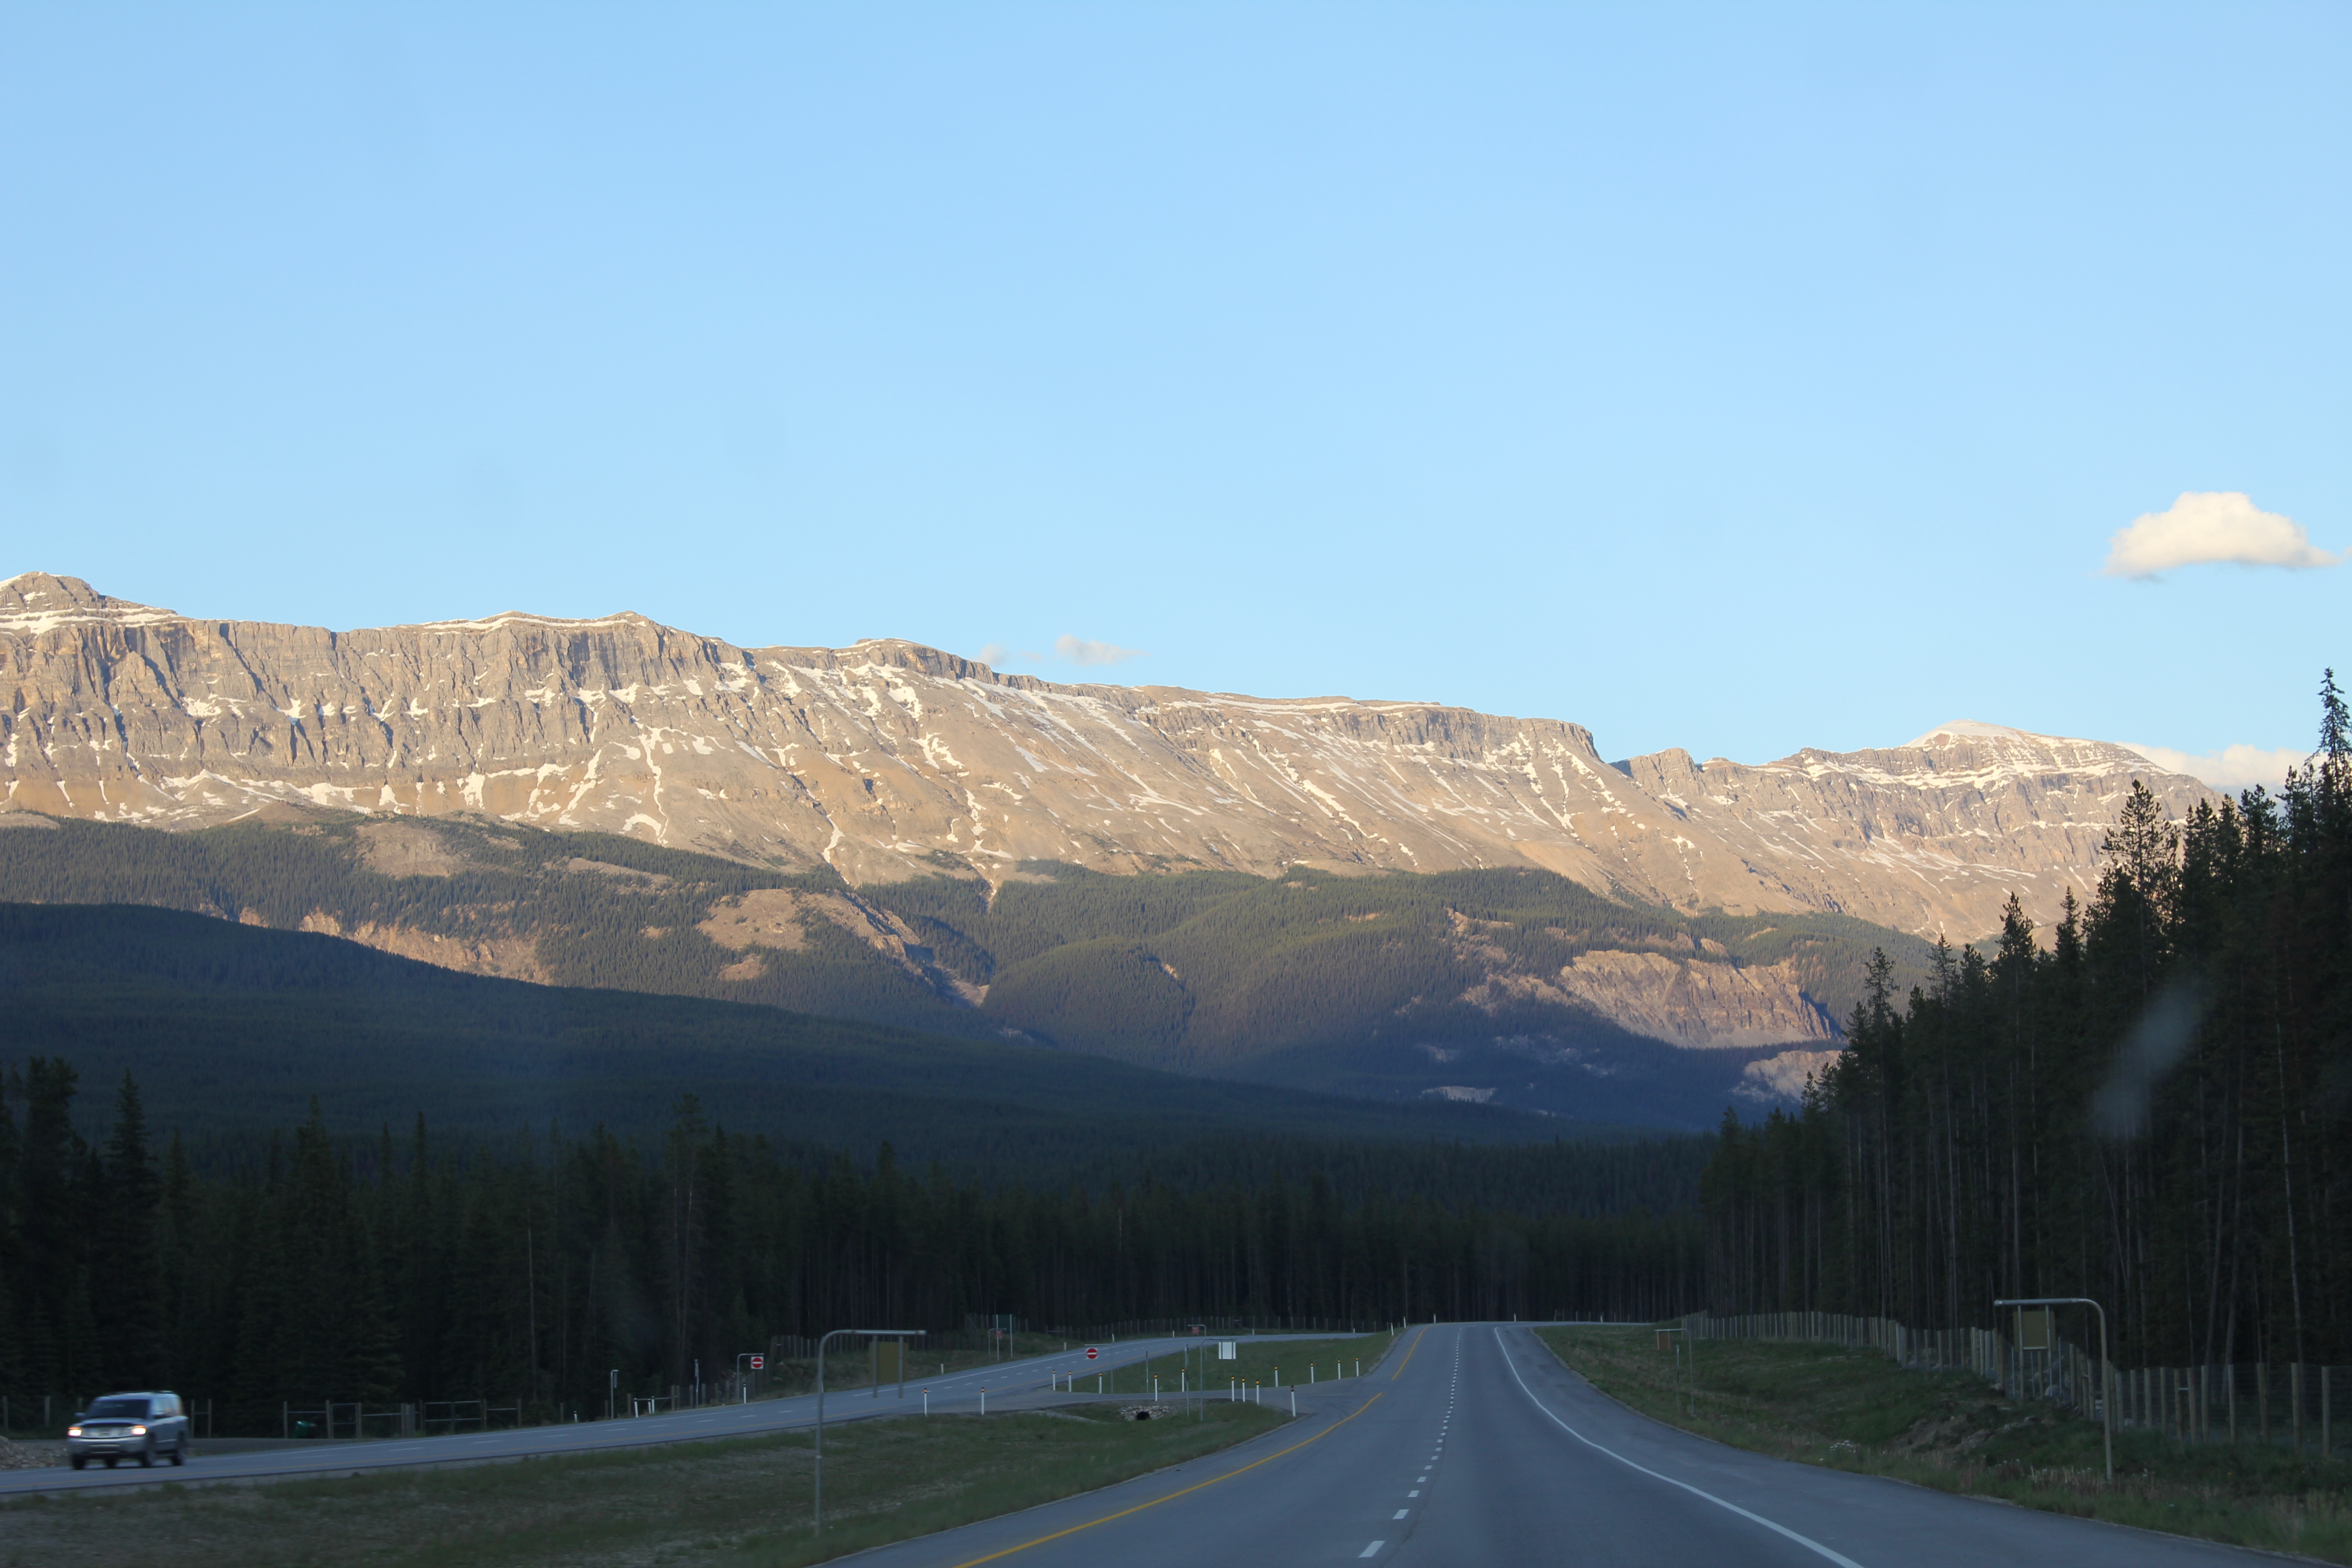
[3, 4, 2344, 780]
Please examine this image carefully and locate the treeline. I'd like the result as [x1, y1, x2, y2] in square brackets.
[1703, 675, 2352, 1370]
[0, 1071, 1701, 1427]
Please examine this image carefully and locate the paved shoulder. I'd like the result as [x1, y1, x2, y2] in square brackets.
[854, 1325, 1435, 1568]
[1494, 1326, 2276, 1568]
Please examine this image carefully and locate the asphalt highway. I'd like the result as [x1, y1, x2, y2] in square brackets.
[848, 1323, 2283, 1568]
[0, 1330, 1302, 1497]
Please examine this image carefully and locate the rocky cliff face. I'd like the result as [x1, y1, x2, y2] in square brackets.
[0, 573, 2213, 942]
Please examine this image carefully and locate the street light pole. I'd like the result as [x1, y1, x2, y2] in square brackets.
[1995, 1296, 2112, 1482]
[814, 1329, 921, 1536]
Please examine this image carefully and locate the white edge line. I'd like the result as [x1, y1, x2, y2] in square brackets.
[1493, 1328, 1868, 1568]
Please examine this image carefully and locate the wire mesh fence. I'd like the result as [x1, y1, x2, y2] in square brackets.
[1680, 1309, 2345, 1455]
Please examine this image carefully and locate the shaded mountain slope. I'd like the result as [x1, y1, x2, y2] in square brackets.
[0, 901, 1610, 1167]
[0, 813, 1936, 1122]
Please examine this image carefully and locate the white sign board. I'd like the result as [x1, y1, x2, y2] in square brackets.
[1217, 1341, 1238, 1360]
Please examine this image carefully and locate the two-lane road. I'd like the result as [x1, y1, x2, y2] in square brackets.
[0, 1331, 1300, 1496]
[844, 1323, 2279, 1568]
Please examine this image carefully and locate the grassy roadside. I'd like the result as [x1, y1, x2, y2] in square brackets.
[1538, 1326, 2352, 1563]
[1187, 1332, 1399, 1401]
[0, 1402, 1288, 1568]
[758, 1331, 1069, 1398]
[1057, 1331, 1398, 1402]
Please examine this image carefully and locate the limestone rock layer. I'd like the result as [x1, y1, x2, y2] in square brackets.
[0, 573, 2212, 939]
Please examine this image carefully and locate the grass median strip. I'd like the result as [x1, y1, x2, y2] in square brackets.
[1179, 1331, 1398, 1401]
[0, 1402, 1286, 1568]
[1538, 1325, 2352, 1563]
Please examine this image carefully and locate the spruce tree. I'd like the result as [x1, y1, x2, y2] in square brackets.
[98, 1073, 164, 1389]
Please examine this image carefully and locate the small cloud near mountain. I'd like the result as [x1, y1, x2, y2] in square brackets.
[976, 637, 1139, 667]
[2122, 740, 2306, 794]
[1054, 635, 1144, 666]
[2103, 491, 2338, 579]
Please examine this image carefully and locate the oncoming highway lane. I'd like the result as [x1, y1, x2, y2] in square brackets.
[0, 1332, 1303, 1498]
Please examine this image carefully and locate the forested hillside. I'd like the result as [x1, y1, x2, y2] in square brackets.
[866, 863, 1925, 1063]
[1702, 676, 2352, 1371]
[0, 902, 1587, 1164]
[0, 815, 985, 1036]
[0, 1066, 1705, 1428]
[0, 814, 1936, 1123]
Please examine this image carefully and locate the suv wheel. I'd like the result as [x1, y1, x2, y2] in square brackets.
[169, 1443, 186, 1466]
[69, 1455, 86, 1470]
[103, 1456, 118, 1468]
[137, 1446, 154, 1467]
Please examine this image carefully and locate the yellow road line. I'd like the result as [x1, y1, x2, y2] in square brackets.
[1390, 1324, 1429, 1381]
[943, 1393, 1387, 1568]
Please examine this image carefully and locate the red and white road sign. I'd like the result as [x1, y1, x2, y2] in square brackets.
[1084, 1346, 1099, 1361]
[749, 1355, 765, 1370]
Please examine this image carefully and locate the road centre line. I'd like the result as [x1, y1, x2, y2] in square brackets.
[1493, 1329, 1866, 1568]
[1359, 1542, 1384, 1557]
[1389, 1325, 1428, 1381]
[941, 1392, 1386, 1568]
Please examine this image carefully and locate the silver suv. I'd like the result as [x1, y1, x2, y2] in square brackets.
[66, 1392, 190, 1470]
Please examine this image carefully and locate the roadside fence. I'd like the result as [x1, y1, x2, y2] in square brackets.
[1680, 1309, 2344, 1456]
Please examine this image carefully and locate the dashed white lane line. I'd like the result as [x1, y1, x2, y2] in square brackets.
[1408, 1489, 1420, 1496]
[1393, 1509, 1410, 1519]
[1359, 1543, 1384, 1558]
[1493, 1329, 1867, 1568]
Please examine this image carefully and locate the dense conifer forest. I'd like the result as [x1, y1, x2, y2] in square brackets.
[0, 1069, 1702, 1426]
[1702, 676, 2352, 1370]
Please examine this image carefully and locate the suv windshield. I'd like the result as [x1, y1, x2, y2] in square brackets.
[85, 1398, 150, 1418]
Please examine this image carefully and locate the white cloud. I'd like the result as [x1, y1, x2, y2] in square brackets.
[2102, 491, 2338, 579]
[2121, 741, 2308, 794]
[1053, 634, 1145, 666]
[975, 642, 1045, 665]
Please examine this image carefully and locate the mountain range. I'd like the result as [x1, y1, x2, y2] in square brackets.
[0, 572, 2216, 1125]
